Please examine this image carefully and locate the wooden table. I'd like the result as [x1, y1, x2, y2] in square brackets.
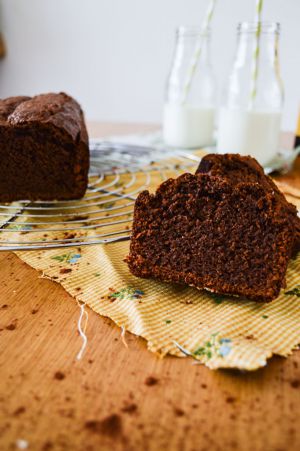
[1, 123, 300, 451]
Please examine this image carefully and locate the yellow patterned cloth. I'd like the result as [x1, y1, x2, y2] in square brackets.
[11, 163, 300, 371]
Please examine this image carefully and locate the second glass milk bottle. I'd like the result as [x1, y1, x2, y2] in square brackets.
[163, 26, 216, 149]
[217, 22, 284, 166]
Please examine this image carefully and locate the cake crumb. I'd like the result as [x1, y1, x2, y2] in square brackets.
[121, 403, 138, 414]
[54, 371, 65, 381]
[174, 407, 185, 417]
[13, 406, 26, 416]
[85, 414, 122, 437]
[6, 323, 16, 331]
[59, 268, 72, 274]
[145, 376, 159, 386]
[290, 379, 300, 389]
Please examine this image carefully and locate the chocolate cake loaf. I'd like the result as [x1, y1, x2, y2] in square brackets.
[127, 172, 296, 302]
[196, 154, 300, 255]
[0, 92, 89, 202]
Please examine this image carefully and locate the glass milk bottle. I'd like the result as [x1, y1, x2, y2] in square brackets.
[217, 22, 284, 166]
[163, 26, 216, 148]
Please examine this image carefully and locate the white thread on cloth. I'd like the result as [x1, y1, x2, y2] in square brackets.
[16, 439, 29, 450]
[76, 301, 89, 360]
[38, 271, 53, 281]
[121, 325, 128, 348]
[173, 340, 193, 357]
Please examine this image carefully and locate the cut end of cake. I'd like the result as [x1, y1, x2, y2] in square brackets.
[127, 158, 298, 303]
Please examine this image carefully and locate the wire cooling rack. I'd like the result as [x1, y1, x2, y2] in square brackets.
[0, 141, 201, 251]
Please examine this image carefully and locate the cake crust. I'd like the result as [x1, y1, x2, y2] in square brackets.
[196, 153, 300, 255]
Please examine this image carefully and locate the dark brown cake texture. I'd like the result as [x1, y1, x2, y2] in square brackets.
[0, 92, 89, 202]
[127, 168, 297, 302]
[196, 153, 300, 255]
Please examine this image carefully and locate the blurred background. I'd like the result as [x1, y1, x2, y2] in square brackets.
[0, 0, 299, 130]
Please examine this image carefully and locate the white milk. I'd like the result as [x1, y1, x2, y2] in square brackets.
[217, 108, 282, 166]
[163, 104, 215, 148]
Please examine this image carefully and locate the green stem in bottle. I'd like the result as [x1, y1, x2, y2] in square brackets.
[181, 0, 217, 104]
[249, 0, 264, 109]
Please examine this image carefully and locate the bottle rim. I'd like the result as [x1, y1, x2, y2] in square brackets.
[237, 21, 280, 34]
[176, 26, 211, 37]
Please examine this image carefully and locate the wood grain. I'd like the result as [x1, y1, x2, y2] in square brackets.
[0, 123, 300, 451]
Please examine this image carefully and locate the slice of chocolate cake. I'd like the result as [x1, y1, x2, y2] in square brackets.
[0, 92, 89, 202]
[196, 153, 300, 255]
[127, 173, 295, 302]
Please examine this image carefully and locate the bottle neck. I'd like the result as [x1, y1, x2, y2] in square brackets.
[223, 22, 284, 111]
[175, 28, 212, 66]
[165, 26, 216, 107]
[235, 30, 280, 69]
